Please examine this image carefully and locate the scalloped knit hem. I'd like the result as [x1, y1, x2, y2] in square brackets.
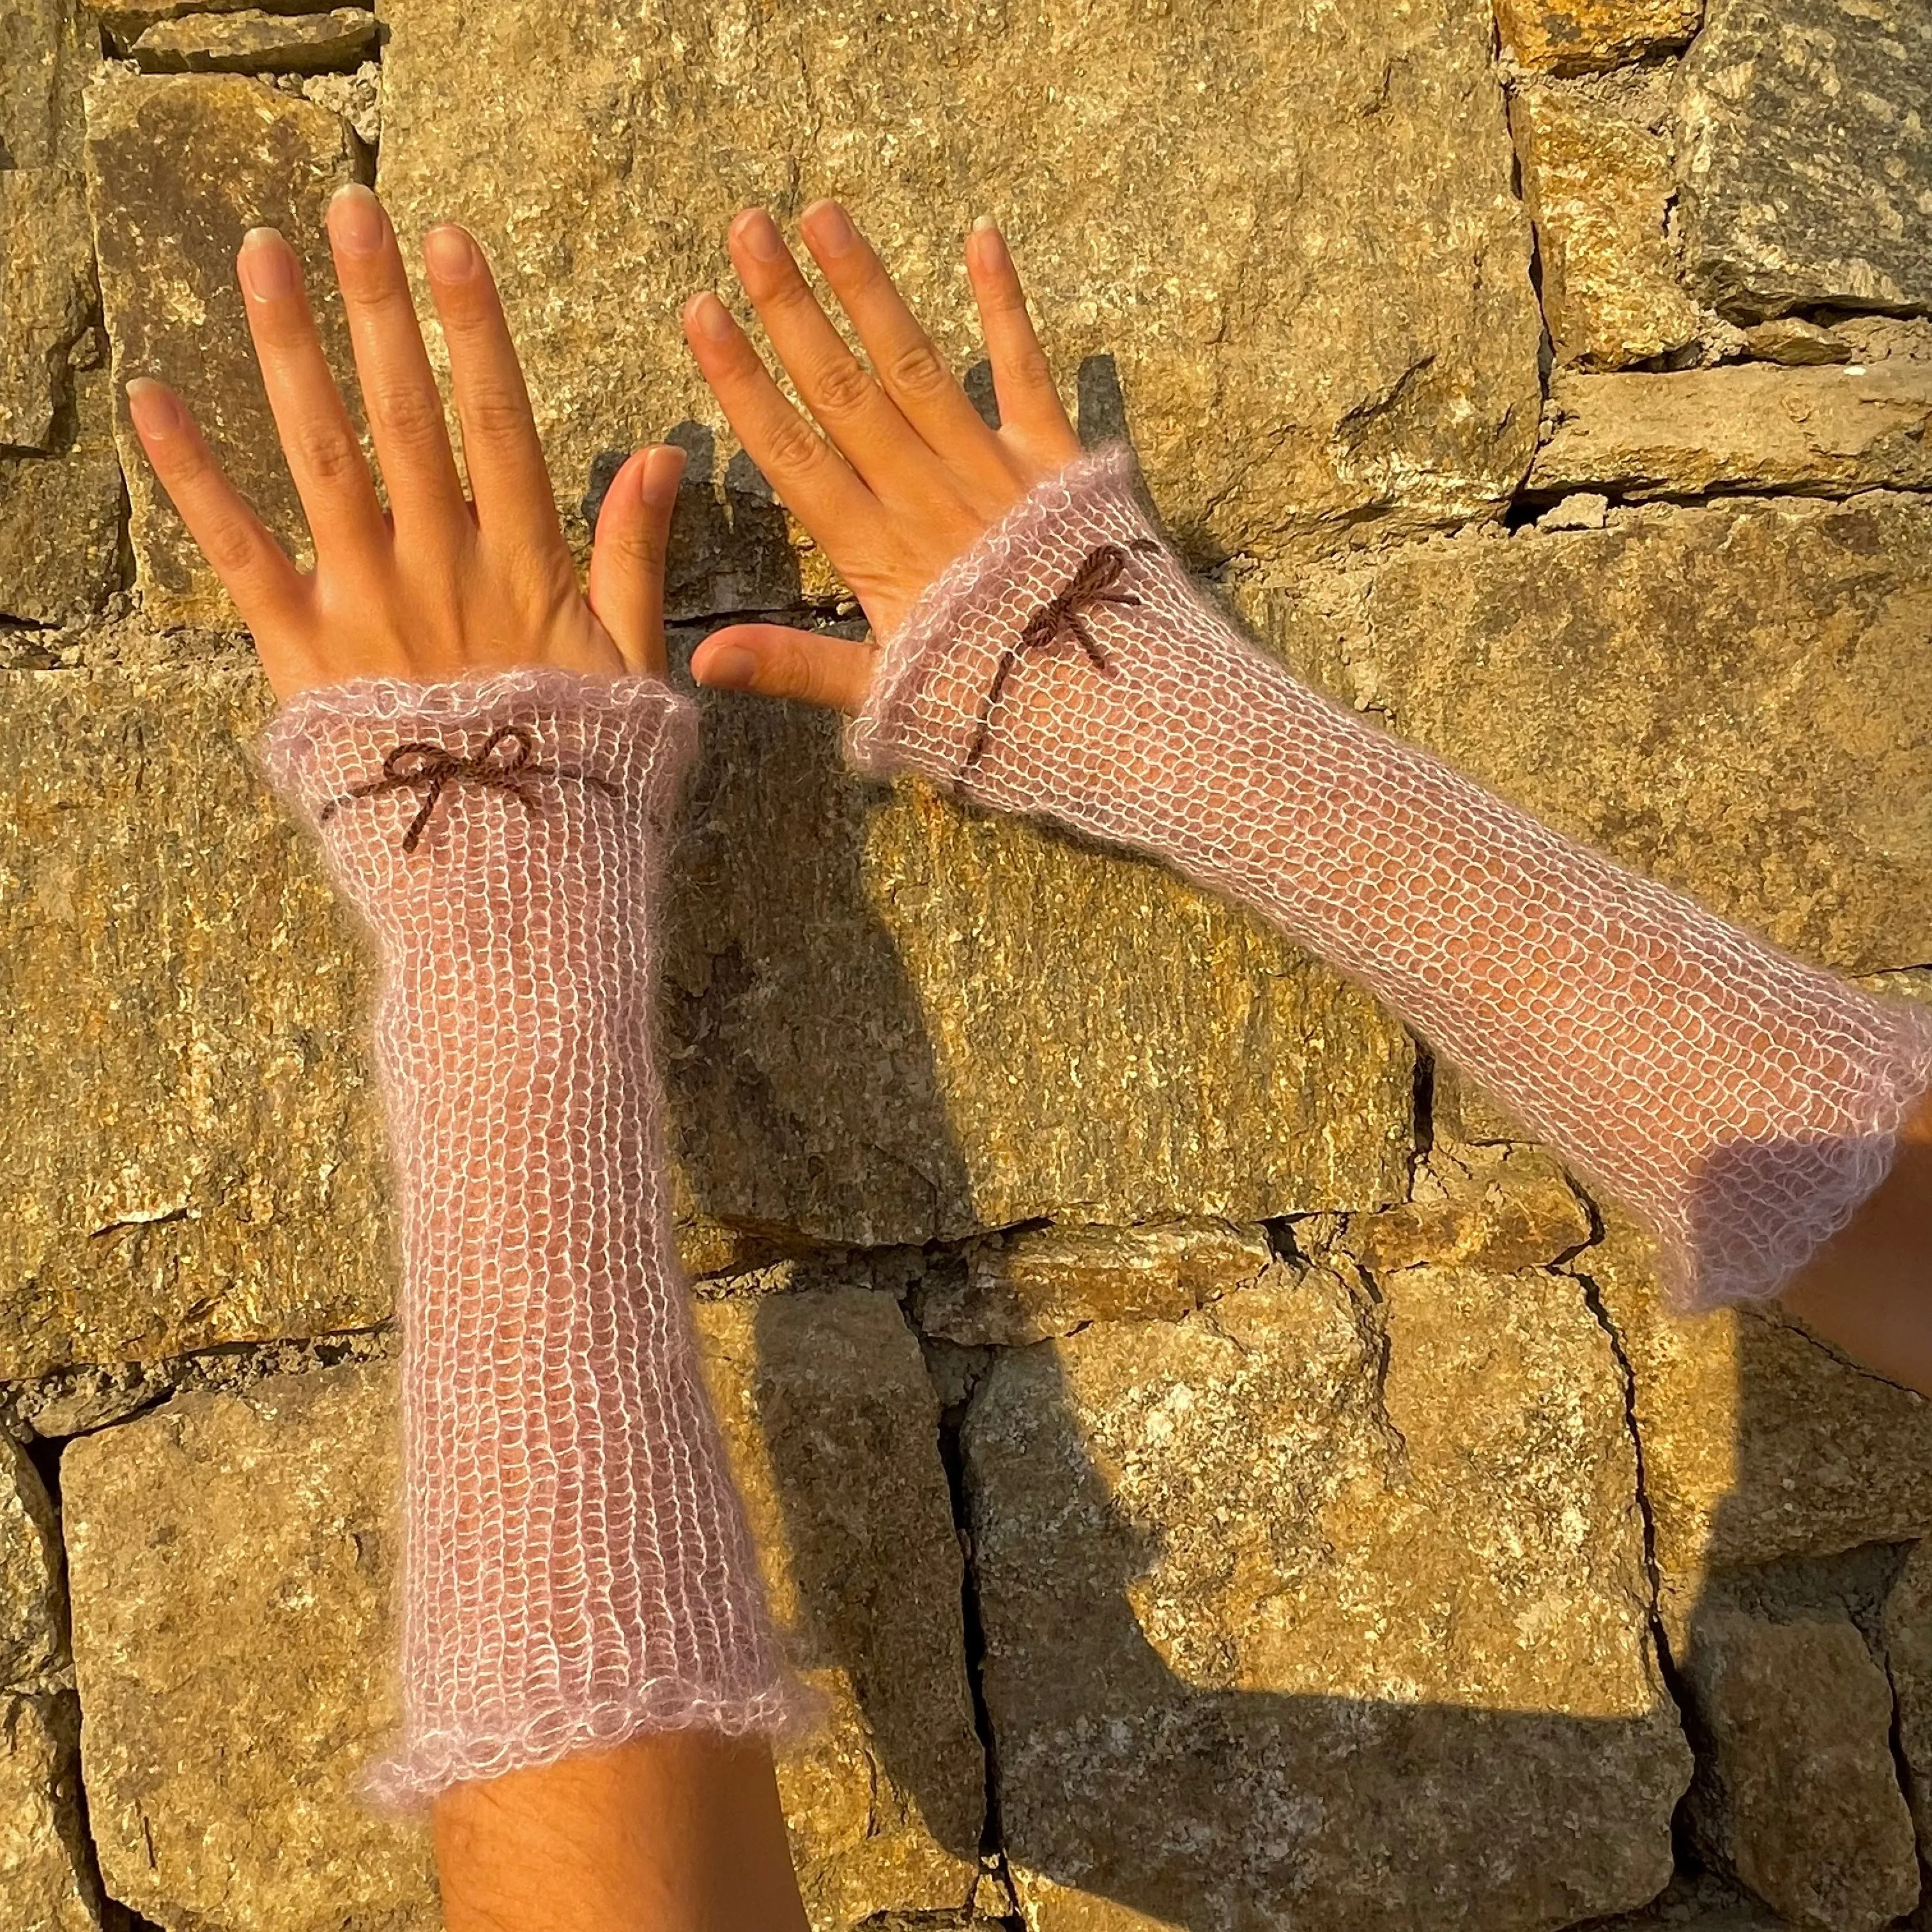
[1664, 996, 1932, 1314]
[255, 666, 693, 824]
[363, 1672, 829, 1816]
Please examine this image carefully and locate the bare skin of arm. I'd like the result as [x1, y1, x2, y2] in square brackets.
[433, 1735, 807, 1932]
[1778, 1091, 1932, 1395]
[125, 184, 809, 1932]
[675, 201, 1932, 1403]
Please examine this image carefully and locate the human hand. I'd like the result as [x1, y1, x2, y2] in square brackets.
[680, 203, 1082, 714]
[125, 184, 684, 703]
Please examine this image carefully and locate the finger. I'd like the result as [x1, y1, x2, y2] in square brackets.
[727, 208, 940, 496]
[420, 224, 567, 560]
[795, 199, 1013, 498]
[965, 218, 1080, 463]
[236, 226, 389, 562]
[586, 443, 685, 678]
[325, 185, 468, 540]
[680, 290, 881, 542]
[125, 377, 307, 634]
[690, 623, 875, 716]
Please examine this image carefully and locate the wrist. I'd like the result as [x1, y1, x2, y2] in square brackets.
[847, 442, 1156, 788]
[257, 666, 694, 877]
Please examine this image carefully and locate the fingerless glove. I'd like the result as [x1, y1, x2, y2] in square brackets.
[259, 668, 804, 1811]
[849, 447, 1932, 1311]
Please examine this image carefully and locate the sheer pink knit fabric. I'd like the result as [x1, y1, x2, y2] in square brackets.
[849, 446, 1932, 1311]
[258, 667, 806, 1812]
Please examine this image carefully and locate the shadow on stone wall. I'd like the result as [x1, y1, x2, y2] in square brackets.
[1657, 1125, 1932, 1931]
[737, 1119, 1932, 1928]
[682, 375, 1683, 1928]
[751, 1262, 1696, 1930]
[640, 376, 1932, 1929]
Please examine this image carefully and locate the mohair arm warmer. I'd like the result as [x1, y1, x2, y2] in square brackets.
[848, 447, 1932, 1312]
[257, 668, 804, 1812]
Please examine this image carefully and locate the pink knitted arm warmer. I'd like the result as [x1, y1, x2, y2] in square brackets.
[850, 447, 1932, 1312]
[257, 668, 804, 1811]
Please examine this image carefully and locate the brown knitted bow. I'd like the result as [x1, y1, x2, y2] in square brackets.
[319, 724, 617, 854]
[960, 538, 1159, 778]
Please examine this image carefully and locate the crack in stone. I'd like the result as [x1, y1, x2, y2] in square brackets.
[908, 1301, 1023, 1929]
[1567, 1236, 1692, 1708]
[1519, 476, 1932, 515]
[1567, 1234, 1673, 1640]
[1563, 1229, 1712, 1890]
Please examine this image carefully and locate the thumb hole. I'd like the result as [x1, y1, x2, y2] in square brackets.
[691, 624, 877, 716]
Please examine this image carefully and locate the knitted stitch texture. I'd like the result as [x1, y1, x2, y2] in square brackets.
[849, 446, 1932, 1311]
[259, 668, 805, 1812]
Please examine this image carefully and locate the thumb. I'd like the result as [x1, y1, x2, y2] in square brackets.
[690, 623, 877, 715]
[586, 443, 685, 677]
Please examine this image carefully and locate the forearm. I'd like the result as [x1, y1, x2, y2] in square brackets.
[257, 668, 804, 1806]
[434, 1734, 808, 1932]
[850, 447, 1932, 1315]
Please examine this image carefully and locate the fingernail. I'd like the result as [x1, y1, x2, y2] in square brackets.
[698, 644, 758, 689]
[804, 199, 855, 255]
[238, 227, 298, 300]
[687, 291, 735, 343]
[734, 209, 786, 262]
[968, 216, 1009, 271]
[125, 377, 181, 437]
[422, 224, 478, 282]
[640, 443, 687, 499]
[330, 182, 385, 256]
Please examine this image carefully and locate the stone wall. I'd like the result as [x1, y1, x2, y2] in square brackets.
[2, 1, 1929, 1928]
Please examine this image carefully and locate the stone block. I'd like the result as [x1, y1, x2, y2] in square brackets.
[1529, 356, 1932, 499]
[374, 0, 1540, 585]
[1685, 1613, 1918, 1931]
[0, 1694, 100, 1932]
[912, 1220, 1275, 1348]
[0, 167, 98, 452]
[0, 363, 125, 625]
[695, 1291, 986, 1928]
[61, 1364, 438, 1932]
[83, 70, 364, 627]
[1508, 84, 1703, 367]
[0, 1439, 63, 1696]
[1743, 317, 1850, 367]
[663, 658, 1414, 1246]
[93, 0, 346, 51]
[1678, 0, 1932, 319]
[132, 8, 381, 74]
[1884, 1539, 1932, 1854]
[1243, 491, 1932, 976]
[1344, 1142, 1592, 1276]
[1, 0, 95, 174]
[0, 1446, 95, 1930]
[963, 1262, 1689, 1931]
[1496, 0, 1703, 73]
[1586, 1213, 1932, 1648]
[0, 665, 395, 1379]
